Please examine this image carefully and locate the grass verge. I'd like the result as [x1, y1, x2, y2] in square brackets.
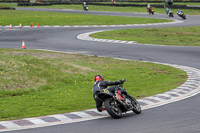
[15, 4, 200, 15]
[0, 48, 187, 121]
[91, 26, 200, 46]
[91, 2, 200, 6]
[1, 3, 200, 15]
[0, 10, 171, 26]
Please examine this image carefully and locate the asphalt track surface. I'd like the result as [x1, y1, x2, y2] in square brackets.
[1, 8, 200, 133]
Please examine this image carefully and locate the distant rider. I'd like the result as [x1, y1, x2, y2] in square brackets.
[165, 7, 169, 14]
[147, 4, 152, 12]
[177, 9, 182, 15]
[93, 75, 125, 112]
[83, 1, 87, 8]
[168, 10, 173, 15]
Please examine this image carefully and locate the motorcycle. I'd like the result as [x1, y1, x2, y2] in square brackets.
[83, 5, 88, 11]
[177, 11, 186, 19]
[168, 10, 174, 17]
[96, 84, 141, 119]
[148, 8, 154, 15]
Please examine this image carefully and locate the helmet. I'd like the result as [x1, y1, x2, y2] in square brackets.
[94, 75, 104, 81]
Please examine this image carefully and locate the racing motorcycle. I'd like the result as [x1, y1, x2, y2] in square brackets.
[168, 10, 174, 17]
[148, 8, 154, 15]
[83, 5, 88, 11]
[96, 84, 141, 119]
[177, 11, 186, 19]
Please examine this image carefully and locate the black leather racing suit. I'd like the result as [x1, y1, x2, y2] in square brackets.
[93, 80, 124, 112]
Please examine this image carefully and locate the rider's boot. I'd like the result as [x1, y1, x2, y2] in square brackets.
[97, 106, 106, 112]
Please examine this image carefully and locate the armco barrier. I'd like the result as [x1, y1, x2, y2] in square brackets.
[17, 2, 52, 6]
[51, 0, 200, 2]
[1, 0, 200, 3]
[0, 7, 15, 10]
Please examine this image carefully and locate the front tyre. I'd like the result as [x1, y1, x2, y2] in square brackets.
[183, 15, 186, 19]
[104, 99, 122, 119]
[127, 95, 141, 114]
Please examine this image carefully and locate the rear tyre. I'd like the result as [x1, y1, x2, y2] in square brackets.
[104, 99, 122, 119]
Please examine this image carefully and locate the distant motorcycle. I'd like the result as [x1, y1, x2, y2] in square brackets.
[148, 8, 154, 15]
[83, 5, 88, 11]
[177, 10, 186, 19]
[168, 10, 174, 17]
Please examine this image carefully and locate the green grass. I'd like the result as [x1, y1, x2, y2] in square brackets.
[2, 2, 200, 7]
[0, 3, 16, 7]
[1, 3, 199, 15]
[90, 1, 200, 6]
[91, 26, 200, 46]
[15, 4, 200, 15]
[0, 49, 187, 121]
[0, 10, 172, 26]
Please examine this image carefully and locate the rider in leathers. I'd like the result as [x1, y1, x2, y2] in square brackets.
[93, 75, 125, 112]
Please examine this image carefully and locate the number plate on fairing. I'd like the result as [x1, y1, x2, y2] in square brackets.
[103, 89, 110, 93]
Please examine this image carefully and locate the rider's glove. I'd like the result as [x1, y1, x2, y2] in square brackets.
[120, 78, 125, 83]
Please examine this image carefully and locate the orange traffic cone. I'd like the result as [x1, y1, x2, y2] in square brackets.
[22, 40, 26, 49]
[19, 23, 22, 28]
[10, 24, 12, 29]
[37, 22, 39, 28]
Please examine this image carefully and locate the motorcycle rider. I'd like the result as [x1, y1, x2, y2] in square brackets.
[168, 10, 173, 17]
[83, 1, 87, 10]
[147, 4, 152, 12]
[177, 9, 182, 15]
[165, 7, 169, 14]
[93, 75, 125, 112]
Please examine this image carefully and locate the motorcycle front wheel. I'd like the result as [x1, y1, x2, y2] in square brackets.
[104, 98, 122, 119]
[127, 95, 141, 114]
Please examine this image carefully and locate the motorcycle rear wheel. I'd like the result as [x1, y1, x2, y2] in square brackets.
[104, 99, 122, 119]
